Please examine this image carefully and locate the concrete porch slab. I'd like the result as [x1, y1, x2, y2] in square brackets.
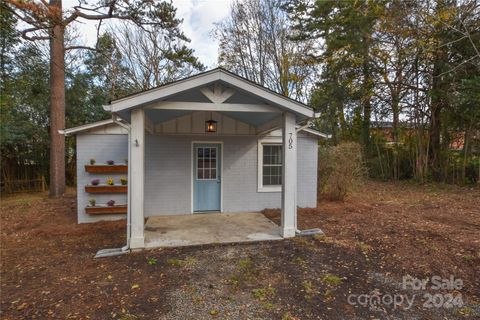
[144, 212, 282, 248]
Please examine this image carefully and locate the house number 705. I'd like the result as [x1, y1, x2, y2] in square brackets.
[288, 133, 294, 149]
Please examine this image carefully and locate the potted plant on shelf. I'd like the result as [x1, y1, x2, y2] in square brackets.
[106, 177, 114, 186]
[120, 177, 128, 185]
[90, 158, 96, 165]
[106, 160, 115, 165]
[107, 200, 115, 207]
[91, 179, 100, 186]
[89, 198, 96, 207]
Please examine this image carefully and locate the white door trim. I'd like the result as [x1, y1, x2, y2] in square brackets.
[191, 141, 224, 214]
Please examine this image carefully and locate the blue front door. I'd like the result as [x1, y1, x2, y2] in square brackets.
[193, 144, 221, 212]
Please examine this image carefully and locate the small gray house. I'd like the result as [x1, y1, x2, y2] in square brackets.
[64, 68, 327, 250]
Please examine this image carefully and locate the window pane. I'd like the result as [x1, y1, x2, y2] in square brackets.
[197, 159, 203, 169]
[211, 169, 216, 179]
[271, 175, 281, 185]
[211, 148, 216, 158]
[272, 146, 282, 164]
[263, 145, 282, 165]
[211, 159, 216, 169]
[198, 169, 204, 179]
[198, 148, 203, 158]
[263, 175, 270, 186]
[204, 148, 210, 157]
[263, 165, 271, 176]
[204, 169, 211, 179]
[204, 159, 210, 169]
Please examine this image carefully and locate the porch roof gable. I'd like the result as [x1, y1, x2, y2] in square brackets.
[104, 68, 315, 118]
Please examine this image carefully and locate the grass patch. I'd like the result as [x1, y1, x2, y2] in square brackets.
[281, 313, 297, 320]
[321, 274, 343, 287]
[238, 258, 258, 278]
[252, 286, 276, 301]
[462, 255, 475, 262]
[117, 308, 138, 320]
[293, 257, 306, 266]
[167, 256, 196, 268]
[147, 257, 157, 265]
[302, 280, 316, 300]
[456, 306, 478, 316]
[358, 242, 372, 252]
[238, 258, 253, 271]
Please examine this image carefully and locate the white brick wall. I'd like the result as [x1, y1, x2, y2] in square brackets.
[77, 133, 318, 222]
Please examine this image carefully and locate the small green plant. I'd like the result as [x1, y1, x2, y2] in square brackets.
[358, 242, 372, 252]
[229, 275, 240, 287]
[462, 255, 474, 261]
[281, 313, 295, 320]
[106, 177, 114, 186]
[238, 258, 253, 272]
[147, 257, 157, 265]
[120, 177, 128, 185]
[89, 198, 96, 206]
[167, 258, 182, 266]
[457, 306, 477, 316]
[302, 280, 315, 298]
[89, 158, 96, 165]
[323, 289, 333, 298]
[209, 309, 219, 316]
[118, 308, 138, 320]
[322, 274, 343, 287]
[166, 257, 196, 267]
[251, 286, 276, 301]
[183, 256, 196, 267]
[293, 257, 306, 266]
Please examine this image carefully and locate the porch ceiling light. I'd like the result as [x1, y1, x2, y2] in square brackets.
[205, 113, 217, 133]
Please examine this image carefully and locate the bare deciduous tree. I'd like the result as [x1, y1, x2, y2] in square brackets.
[214, 0, 318, 102]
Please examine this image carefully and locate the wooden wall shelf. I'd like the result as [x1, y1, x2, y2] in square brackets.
[85, 165, 128, 173]
[85, 204, 127, 215]
[85, 185, 127, 193]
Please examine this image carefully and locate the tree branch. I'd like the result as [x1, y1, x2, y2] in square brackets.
[64, 45, 97, 52]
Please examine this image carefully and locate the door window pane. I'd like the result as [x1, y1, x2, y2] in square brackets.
[197, 146, 218, 180]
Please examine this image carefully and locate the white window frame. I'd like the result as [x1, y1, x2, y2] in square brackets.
[257, 137, 282, 193]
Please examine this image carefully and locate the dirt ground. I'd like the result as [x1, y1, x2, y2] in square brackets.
[1, 181, 479, 319]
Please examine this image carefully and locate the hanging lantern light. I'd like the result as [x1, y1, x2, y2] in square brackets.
[205, 112, 217, 133]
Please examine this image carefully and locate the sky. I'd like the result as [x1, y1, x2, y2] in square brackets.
[64, 0, 234, 68]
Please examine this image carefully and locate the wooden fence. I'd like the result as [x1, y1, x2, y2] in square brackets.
[1, 176, 47, 194]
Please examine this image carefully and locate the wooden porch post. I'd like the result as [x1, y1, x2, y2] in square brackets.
[281, 112, 297, 238]
[130, 108, 145, 249]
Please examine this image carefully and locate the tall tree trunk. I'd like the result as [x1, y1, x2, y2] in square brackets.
[361, 31, 372, 154]
[49, 0, 66, 197]
[361, 59, 372, 154]
[392, 97, 400, 180]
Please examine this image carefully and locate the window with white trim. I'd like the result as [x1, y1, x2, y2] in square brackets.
[258, 140, 282, 192]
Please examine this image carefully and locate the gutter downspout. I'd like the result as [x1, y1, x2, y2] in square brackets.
[94, 115, 132, 258]
[112, 116, 132, 253]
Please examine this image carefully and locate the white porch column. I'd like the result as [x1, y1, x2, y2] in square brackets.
[281, 112, 297, 238]
[130, 108, 145, 249]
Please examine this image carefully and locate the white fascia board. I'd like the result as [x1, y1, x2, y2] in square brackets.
[299, 127, 331, 139]
[63, 119, 115, 136]
[110, 71, 221, 112]
[218, 71, 314, 117]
